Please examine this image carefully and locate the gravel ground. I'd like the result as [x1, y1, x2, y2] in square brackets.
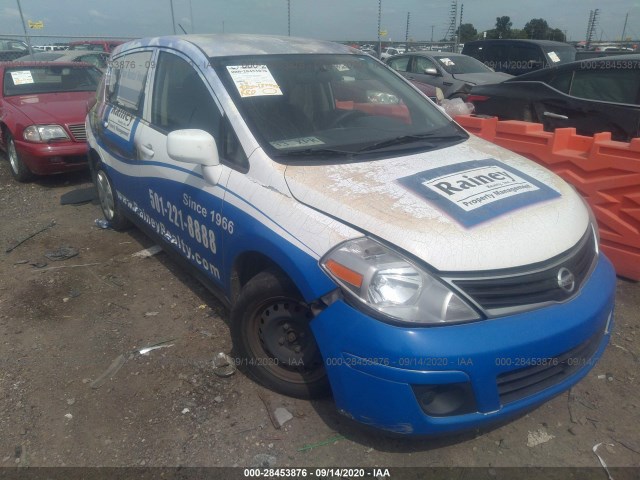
[0, 158, 638, 476]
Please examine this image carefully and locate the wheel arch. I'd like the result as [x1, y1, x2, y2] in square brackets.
[229, 244, 335, 307]
[87, 148, 102, 177]
[230, 251, 302, 305]
[0, 122, 12, 149]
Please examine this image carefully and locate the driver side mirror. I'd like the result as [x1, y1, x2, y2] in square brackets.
[167, 129, 223, 185]
[167, 129, 219, 166]
[424, 67, 439, 76]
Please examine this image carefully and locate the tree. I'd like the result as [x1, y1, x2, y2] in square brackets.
[524, 18, 549, 39]
[495, 16, 513, 39]
[548, 28, 566, 42]
[456, 23, 478, 43]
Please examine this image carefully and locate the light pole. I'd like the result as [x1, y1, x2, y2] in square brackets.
[377, 0, 382, 58]
[457, 3, 463, 52]
[169, 0, 176, 34]
[15, 0, 34, 57]
[405, 12, 410, 46]
[288, 0, 291, 36]
[189, 0, 194, 33]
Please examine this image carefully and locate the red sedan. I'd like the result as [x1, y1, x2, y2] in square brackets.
[0, 61, 102, 181]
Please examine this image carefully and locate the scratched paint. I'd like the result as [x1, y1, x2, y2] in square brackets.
[284, 136, 588, 271]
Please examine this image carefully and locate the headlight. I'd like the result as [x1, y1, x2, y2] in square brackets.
[23, 125, 69, 143]
[575, 188, 600, 255]
[321, 237, 481, 325]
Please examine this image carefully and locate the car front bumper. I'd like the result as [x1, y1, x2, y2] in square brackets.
[311, 254, 616, 435]
[15, 139, 88, 175]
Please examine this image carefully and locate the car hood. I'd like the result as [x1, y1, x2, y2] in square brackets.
[452, 72, 512, 85]
[283, 136, 589, 272]
[5, 91, 95, 125]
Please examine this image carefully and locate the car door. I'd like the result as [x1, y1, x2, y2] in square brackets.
[533, 67, 640, 140]
[134, 49, 243, 289]
[93, 49, 154, 192]
[407, 55, 449, 94]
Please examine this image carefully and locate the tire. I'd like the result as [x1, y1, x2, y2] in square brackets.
[94, 165, 130, 231]
[231, 270, 330, 399]
[6, 132, 33, 182]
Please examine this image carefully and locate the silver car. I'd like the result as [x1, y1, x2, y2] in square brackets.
[387, 51, 512, 99]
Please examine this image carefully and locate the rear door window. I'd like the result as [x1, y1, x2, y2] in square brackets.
[107, 51, 153, 116]
[569, 69, 640, 104]
[388, 56, 410, 72]
[547, 71, 573, 93]
[413, 56, 438, 73]
[483, 44, 508, 71]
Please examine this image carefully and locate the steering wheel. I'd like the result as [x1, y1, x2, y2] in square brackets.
[326, 109, 367, 128]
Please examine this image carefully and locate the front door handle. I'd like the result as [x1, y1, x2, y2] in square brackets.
[543, 111, 569, 120]
[139, 143, 155, 158]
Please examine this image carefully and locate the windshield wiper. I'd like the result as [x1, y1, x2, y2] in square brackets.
[356, 132, 466, 153]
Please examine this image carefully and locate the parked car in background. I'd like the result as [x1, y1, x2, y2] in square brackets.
[411, 82, 444, 104]
[0, 62, 102, 181]
[357, 47, 377, 58]
[462, 39, 576, 76]
[86, 34, 614, 436]
[0, 39, 30, 62]
[468, 54, 640, 141]
[14, 51, 110, 71]
[379, 46, 402, 60]
[33, 44, 68, 52]
[67, 40, 125, 53]
[387, 51, 511, 99]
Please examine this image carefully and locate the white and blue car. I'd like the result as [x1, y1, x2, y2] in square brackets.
[86, 34, 616, 435]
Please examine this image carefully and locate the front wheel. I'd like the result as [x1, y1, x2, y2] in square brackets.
[94, 166, 130, 231]
[6, 132, 33, 182]
[231, 270, 330, 399]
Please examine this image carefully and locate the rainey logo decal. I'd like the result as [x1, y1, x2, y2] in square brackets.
[102, 105, 139, 156]
[107, 105, 135, 141]
[398, 159, 561, 227]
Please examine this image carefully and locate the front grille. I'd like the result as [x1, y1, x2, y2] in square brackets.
[452, 227, 596, 312]
[497, 331, 603, 405]
[68, 124, 86, 141]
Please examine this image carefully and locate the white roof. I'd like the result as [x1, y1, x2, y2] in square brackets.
[115, 34, 355, 58]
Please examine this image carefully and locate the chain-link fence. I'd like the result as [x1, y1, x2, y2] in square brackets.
[1, 34, 463, 63]
[0, 34, 136, 62]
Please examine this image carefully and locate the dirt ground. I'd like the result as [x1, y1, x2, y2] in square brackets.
[0, 157, 638, 474]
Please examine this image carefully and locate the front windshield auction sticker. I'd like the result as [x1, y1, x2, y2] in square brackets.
[226, 65, 283, 98]
[398, 159, 561, 227]
[10, 71, 34, 85]
[548, 51, 561, 63]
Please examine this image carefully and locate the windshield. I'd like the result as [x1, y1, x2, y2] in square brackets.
[213, 54, 465, 161]
[433, 55, 493, 74]
[3, 65, 102, 96]
[542, 46, 576, 64]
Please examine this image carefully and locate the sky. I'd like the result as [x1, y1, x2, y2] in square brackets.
[1, 0, 639, 44]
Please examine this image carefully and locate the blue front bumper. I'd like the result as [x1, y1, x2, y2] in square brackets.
[311, 255, 616, 435]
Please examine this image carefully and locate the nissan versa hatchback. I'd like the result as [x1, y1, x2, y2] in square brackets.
[86, 35, 616, 435]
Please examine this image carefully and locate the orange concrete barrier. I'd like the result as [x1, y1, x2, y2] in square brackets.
[455, 115, 640, 281]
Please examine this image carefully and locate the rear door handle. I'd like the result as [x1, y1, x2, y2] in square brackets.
[139, 143, 155, 158]
[543, 111, 569, 120]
